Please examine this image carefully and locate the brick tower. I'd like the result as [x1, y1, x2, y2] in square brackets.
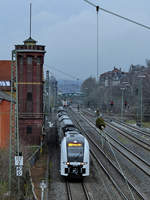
[15, 37, 46, 145]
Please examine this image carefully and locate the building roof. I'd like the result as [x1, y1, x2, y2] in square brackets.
[0, 60, 11, 81]
[0, 91, 11, 102]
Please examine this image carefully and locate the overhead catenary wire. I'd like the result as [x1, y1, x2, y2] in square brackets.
[44, 64, 80, 80]
[83, 0, 150, 30]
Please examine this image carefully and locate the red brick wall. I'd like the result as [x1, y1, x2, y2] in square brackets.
[17, 50, 44, 145]
[0, 100, 10, 148]
[19, 119, 43, 145]
[18, 53, 44, 115]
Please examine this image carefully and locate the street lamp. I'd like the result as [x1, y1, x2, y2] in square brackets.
[120, 88, 125, 121]
[120, 81, 129, 121]
[83, 87, 89, 107]
[137, 75, 145, 127]
[76, 78, 79, 92]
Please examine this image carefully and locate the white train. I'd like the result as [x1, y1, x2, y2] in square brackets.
[58, 119, 77, 141]
[60, 131, 90, 178]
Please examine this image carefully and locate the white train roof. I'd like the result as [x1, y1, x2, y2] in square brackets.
[61, 119, 73, 127]
[66, 133, 84, 143]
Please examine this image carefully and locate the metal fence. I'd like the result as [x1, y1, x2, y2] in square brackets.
[26, 145, 43, 200]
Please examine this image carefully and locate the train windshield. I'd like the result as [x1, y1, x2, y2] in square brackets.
[63, 125, 75, 134]
[67, 143, 84, 162]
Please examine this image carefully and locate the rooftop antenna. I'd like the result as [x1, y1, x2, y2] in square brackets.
[24, 3, 36, 45]
[30, 3, 32, 38]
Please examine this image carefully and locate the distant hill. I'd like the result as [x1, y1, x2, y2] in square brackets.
[57, 79, 83, 93]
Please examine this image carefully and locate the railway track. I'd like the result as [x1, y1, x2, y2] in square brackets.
[83, 109, 150, 141]
[81, 109, 150, 166]
[81, 113, 150, 175]
[68, 108, 150, 200]
[66, 180, 91, 200]
[106, 121, 150, 147]
[106, 118, 150, 137]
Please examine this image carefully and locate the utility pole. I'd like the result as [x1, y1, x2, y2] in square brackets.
[44, 70, 50, 128]
[9, 50, 20, 197]
[46, 71, 50, 112]
[137, 75, 145, 126]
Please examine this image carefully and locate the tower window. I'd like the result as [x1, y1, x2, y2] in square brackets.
[27, 56, 32, 64]
[27, 92, 32, 101]
[27, 126, 32, 134]
[37, 57, 41, 64]
[20, 56, 23, 64]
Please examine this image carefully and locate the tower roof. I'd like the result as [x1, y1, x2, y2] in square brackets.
[23, 37, 37, 45]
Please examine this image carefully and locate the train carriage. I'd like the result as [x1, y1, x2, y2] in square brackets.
[60, 132, 89, 178]
[58, 119, 77, 140]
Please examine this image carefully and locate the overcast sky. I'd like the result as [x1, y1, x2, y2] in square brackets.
[0, 0, 150, 81]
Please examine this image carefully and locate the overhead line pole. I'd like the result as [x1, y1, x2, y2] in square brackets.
[83, 0, 100, 80]
[96, 6, 99, 81]
[15, 50, 21, 197]
[9, 50, 19, 197]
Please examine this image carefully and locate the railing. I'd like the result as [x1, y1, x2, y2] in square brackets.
[27, 143, 45, 200]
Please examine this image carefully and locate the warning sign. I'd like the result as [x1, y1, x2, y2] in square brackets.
[16, 166, 23, 176]
[15, 156, 23, 166]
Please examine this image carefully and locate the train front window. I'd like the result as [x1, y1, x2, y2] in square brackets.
[67, 144, 84, 162]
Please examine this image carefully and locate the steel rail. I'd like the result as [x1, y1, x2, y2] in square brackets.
[82, 109, 150, 138]
[81, 182, 92, 200]
[81, 109, 150, 150]
[110, 118, 150, 137]
[69, 111, 129, 200]
[66, 181, 72, 200]
[83, 109, 150, 139]
[80, 112, 150, 175]
[69, 108, 147, 200]
[69, 110, 134, 199]
[106, 122, 150, 150]
[90, 149, 131, 200]
[66, 180, 91, 200]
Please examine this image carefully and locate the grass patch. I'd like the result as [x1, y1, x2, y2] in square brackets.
[125, 120, 136, 124]
[125, 120, 150, 128]
[142, 122, 150, 128]
[0, 182, 8, 196]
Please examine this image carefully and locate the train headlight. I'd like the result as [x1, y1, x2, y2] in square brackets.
[80, 162, 87, 165]
[66, 162, 70, 165]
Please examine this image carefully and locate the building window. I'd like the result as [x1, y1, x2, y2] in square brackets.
[37, 57, 41, 64]
[20, 56, 23, 64]
[27, 56, 32, 64]
[27, 126, 32, 134]
[27, 92, 32, 101]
